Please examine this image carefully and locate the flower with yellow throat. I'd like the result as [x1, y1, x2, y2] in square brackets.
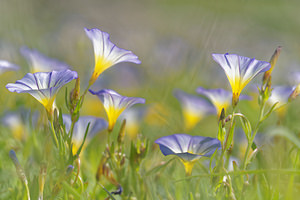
[212, 53, 270, 106]
[85, 28, 141, 86]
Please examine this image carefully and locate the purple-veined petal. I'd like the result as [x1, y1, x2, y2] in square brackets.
[155, 134, 221, 162]
[268, 86, 295, 108]
[85, 28, 141, 83]
[89, 89, 145, 131]
[212, 53, 270, 105]
[6, 70, 78, 112]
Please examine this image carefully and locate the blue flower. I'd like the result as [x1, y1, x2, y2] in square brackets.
[63, 115, 108, 152]
[89, 89, 145, 132]
[6, 70, 78, 114]
[155, 134, 221, 175]
[174, 90, 216, 130]
[20, 46, 70, 72]
[196, 87, 251, 116]
[267, 86, 296, 109]
[0, 60, 19, 74]
[212, 53, 270, 106]
[85, 28, 141, 85]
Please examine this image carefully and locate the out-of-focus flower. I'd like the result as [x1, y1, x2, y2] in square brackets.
[144, 103, 170, 126]
[196, 87, 251, 117]
[120, 107, 147, 139]
[6, 70, 78, 116]
[267, 86, 300, 118]
[2, 112, 25, 140]
[290, 71, 300, 86]
[89, 89, 145, 132]
[155, 134, 221, 175]
[20, 46, 70, 73]
[0, 60, 19, 74]
[212, 53, 270, 106]
[84, 28, 141, 85]
[63, 115, 108, 153]
[174, 90, 216, 131]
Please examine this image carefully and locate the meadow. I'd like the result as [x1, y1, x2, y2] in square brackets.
[0, 0, 300, 199]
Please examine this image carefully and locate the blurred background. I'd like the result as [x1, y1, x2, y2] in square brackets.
[1, 0, 300, 199]
[1, 0, 300, 135]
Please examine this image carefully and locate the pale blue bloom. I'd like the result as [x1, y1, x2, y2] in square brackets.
[6, 70, 78, 113]
[63, 115, 108, 145]
[174, 90, 216, 130]
[20, 46, 70, 72]
[85, 28, 141, 84]
[89, 89, 145, 132]
[212, 53, 270, 105]
[0, 60, 19, 74]
[155, 134, 221, 175]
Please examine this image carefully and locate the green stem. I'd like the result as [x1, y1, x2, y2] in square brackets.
[92, 182, 98, 198]
[68, 122, 75, 147]
[24, 181, 31, 200]
[50, 119, 59, 148]
[242, 101, 266, 170]
[218, 107, 237, 171]
[107, 130, 111, 145]
[223, 107, 237, 152]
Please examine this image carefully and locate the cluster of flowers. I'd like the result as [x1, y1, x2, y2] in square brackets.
[155, 48, 300, 176]
[3, 26, 299, 198]
[4, 28, 145, 148]
[4, 28, 147, 199]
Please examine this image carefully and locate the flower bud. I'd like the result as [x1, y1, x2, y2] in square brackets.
[9, 150, 28, 185]
[263, 46, 281, 85]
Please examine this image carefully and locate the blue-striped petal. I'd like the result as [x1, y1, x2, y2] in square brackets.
[89, 89, 145, 132]
[85, 28, 141, 84]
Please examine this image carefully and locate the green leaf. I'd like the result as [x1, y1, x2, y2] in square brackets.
[217, 121, 225, 142]
[235, 113, 252, 140]
[65, 87, 69, 109]
[209, 149, 218, 173]
[251, 142, 257, 151]
[189, 192, 194, 200]
[76, 122, 90, 156]
[226, 120, 236, 150]
[261, 102, 278, 122]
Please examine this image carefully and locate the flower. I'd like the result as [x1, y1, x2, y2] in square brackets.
[212, 53, 270, 106]
[84, 28, 141, 85]
[196, 87, 251, 117]
[120, 107, 147, 139]
[267, 86, 296, 109]
[155, 134, 221, 175]
[174, 90, 216, 130]
[89, 89, 145, 132]
[63, 115, 108, 153]
[1, 109, 39, 140]
[6, 70, 78, 115]
[0, 60, 19, 74]
[20, 46, 70, 73]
